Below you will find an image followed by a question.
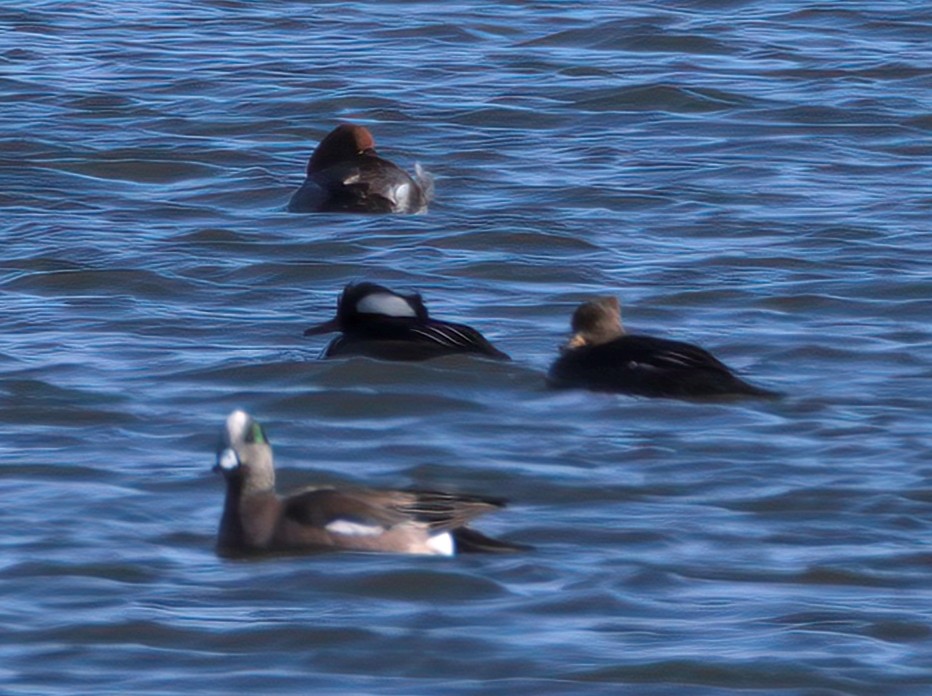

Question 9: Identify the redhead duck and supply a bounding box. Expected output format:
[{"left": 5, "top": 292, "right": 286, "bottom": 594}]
[
  {"left": 548, "top": 297, "right": 778, "bottom": 399},
  {"left": 214, "top": 410, "right": 526, "bottom": 556},
  {"left": 304, "top": 282, "right": 510, "bottom": 361},
  {"left": 287, "top": 123, "right": 431, "bottom": 214}
]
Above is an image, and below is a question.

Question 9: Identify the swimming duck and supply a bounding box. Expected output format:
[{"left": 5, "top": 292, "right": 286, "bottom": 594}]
[
  {"left": 287, "top": 123, "right": 431, "bottom": 214},
  {"left": 304, "top": 282, "right": 510, "bottom": 361},
  {"left": 548, "top": 296, "right": 778, "bottom": 399},
  {"left": 214, "top": 410, "right": 525, "bottom": 556}
]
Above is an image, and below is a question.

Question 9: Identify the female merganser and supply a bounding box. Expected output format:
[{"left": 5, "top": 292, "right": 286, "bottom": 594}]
[
  {"left": 287, "top": 123, "right": 431, "bottom": 214},
  {"left": 304, "top": 282, "right": 510, "bottom": 361},
  {"left": 214, "top": 410, "right": 526, "bottom": 556},
  {"left": 548, "top": 296, "right": 778, "bottom": 399}
]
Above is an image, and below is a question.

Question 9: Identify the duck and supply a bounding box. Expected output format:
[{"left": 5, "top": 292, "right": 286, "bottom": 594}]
[
  {"left": 287, "top": 123, "right": 431, "bottom": 214},
  {"left": 213, "top": 410, "right": 526, "bottom": 556},
  {"left": 304, "top": 282, "right": 510, "bottom": 362},
  {"left": 548, "top": 296, "right": 778, "bottom": 399}
]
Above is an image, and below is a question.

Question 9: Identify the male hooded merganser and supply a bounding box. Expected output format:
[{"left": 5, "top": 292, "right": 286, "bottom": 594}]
[
  {"left": 304, "top": 282, "right": 510, "bottom": 361},
  {"left": 548, "top": 296, "right": 778, "bottom": 399},
  {"left": 287, "top": 123, "right": 431, "bottom": 214},
  {"left": 214, "top": 410, "right": 526, "bottom": 556}
]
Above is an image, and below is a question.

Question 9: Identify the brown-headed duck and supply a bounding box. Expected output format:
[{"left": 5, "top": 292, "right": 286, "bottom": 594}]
[
  {"left": 287, "top": 123, "right": 431, "bottom": 214},
  {"left": 548, "top": 296, "right": 778, "bottom": 399}
]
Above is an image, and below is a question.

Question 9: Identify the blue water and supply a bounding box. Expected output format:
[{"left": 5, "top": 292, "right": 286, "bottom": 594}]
[{"left": 2, "top": 1, "right": 931, "bottom": 694}]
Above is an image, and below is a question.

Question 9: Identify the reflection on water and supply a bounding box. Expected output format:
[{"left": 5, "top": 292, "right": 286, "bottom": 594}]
[{"left": 2, "top": 0, "right": 931, "bottom": 693}]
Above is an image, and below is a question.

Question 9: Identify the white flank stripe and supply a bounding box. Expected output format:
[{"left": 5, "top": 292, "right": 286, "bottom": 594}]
[
  {"left": 411, "top": 324, "right": 476, "bottom": 349},
  {"left": 659, "top": 352, "right": 695, "bottom": 367},
  {"left": 325, "top": 520, "right": 385, "bottom": 537},
  {"left": 439, "top": 324, "right": 476, "bottom": 344},
  {"left": 410, "top": 327, "right": 454, "bottom": 346}
]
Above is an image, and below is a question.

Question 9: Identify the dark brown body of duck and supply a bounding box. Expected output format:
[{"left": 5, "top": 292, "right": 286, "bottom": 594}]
[{"left": 549, "top": 296, "right": 778, "bottom": 399}]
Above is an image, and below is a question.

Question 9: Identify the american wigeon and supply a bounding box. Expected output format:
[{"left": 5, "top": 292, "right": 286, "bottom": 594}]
[
  {"left": 304, "top": 282, "right": 510, "bottom": 361},
  {"left": 214, "top": 410, "right": 526, "bottom": 556},
  {"left": 287, "top": 123, "right": 431, "bottom": 214},
  {"left": 548, "top": 296, "right": 778, "bottom": 399}
]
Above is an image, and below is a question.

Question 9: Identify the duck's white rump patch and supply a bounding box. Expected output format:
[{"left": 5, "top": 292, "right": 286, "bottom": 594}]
[
  {"left": 426, "top": 532, "right": 454, "bottom": 556},
  {"left": 325, "top": 519, "right": 385, "bottom": 537},
  {"left": 357, "top": 292, "right": 417, "bottom": 318}
]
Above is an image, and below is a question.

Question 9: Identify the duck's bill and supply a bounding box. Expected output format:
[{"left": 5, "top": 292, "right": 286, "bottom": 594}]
[
  {"left": 303, "top": 317, "right": 341, "bottom": 336},
  {"left": 562, "top": 333, "right": 589, "bottom": 351}
]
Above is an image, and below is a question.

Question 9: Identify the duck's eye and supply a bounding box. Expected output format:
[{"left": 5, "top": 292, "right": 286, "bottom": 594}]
[{"left": 245, "top": 422, "right": 268, "bottom": 445}]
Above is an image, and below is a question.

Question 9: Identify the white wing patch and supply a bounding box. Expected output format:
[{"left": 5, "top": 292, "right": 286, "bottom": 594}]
[
  {"left": 325, "top": 519, "right": 386, "bottom": 537},
  {"left": 356, "top": 292, "right": 417, "bottom": 318},
  {"left": 426, "top": 532, "right": 455, "bottom": 556}
]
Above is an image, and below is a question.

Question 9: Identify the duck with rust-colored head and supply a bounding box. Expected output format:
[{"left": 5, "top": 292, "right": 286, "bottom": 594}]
[
  {"left": 304, "top": 282, "right": 510, "bottom": 362},
  {"left": 548, "top": 296, "right": 778, "bottom": 400},
  {"left": 287, "top": 123, "right": 431, "bottom": 214},
  {"left": 213, "top": 410, "right": 526, "bottom": 557}
]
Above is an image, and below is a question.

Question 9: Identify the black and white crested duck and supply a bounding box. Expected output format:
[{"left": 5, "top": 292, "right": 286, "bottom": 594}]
[{"left": 304, "top": 282, "right": 510, "bottom": 362}]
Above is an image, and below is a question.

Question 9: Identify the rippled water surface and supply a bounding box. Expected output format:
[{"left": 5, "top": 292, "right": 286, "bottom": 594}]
[{"left": 3, "top": 1, "right": 932, "bottom": 693}]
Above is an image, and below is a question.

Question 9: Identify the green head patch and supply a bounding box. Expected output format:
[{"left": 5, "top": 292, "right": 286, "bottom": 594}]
[{"left": 245, "top": 421, "right": 268, "bottom": 445}]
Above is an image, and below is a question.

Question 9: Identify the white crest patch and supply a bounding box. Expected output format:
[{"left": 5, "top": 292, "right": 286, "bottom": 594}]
[
  {"left": 426, "top": 532, "right": 455, "bottom": 557},
  {"left": 356, "top": 292, "right": 417, "bottom": 318},
  {"left": 325, "top": 519, "right": 385, "bottom": 537}
]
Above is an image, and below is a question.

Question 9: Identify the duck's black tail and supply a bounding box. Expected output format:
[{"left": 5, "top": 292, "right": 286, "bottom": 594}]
[{"left": 453, "top": 527, "right": 532, "bottom": 554}]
